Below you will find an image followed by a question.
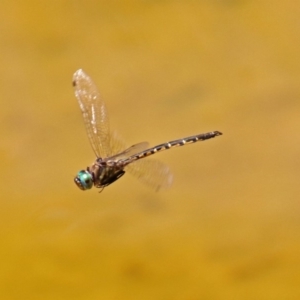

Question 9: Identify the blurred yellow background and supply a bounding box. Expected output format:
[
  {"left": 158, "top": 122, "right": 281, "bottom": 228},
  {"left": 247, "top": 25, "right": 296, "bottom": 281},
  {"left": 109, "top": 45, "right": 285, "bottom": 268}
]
[{"left": 1, "top": 1, "right": 300, "bottom": 299}]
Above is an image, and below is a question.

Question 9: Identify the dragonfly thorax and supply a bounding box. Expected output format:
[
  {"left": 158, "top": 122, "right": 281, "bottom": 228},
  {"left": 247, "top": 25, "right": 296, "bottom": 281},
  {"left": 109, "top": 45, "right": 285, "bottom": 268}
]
[{"left": 74, "top": 160, "right": 126, "bottom": 191}]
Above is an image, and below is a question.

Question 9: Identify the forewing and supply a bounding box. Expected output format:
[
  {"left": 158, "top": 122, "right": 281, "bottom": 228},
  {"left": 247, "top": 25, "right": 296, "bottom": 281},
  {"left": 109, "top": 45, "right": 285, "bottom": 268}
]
[
  {"left": 73, "top": 69, "right": 111, "bottom": 158},
  {"left": 125, "top": 159, "right": 173, "bottom": 191}
]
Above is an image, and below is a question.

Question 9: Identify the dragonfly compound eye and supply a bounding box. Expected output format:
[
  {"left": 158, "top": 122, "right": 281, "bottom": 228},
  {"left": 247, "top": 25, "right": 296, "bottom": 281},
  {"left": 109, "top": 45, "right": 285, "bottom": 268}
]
[{"left": 74, "top": 170, "right": 93, "bottom": 190}]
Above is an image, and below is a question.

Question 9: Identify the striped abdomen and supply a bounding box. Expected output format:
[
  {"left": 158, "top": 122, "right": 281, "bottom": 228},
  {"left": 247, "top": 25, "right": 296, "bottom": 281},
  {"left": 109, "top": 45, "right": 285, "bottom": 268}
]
[{"left": 123, "top": 131, "right": 222, "bottom": 165}]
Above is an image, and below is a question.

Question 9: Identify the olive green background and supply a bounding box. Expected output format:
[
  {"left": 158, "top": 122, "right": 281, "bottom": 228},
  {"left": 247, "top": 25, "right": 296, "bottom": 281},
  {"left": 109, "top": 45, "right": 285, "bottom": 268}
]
[{"left": 1, "top": 1, "right": 300, "bottom": 299}]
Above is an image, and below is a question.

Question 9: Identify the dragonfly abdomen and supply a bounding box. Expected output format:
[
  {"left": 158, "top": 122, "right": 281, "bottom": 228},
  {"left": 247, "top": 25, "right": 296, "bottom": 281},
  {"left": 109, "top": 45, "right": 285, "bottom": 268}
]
[{"left": 123, "top": 131, "right": 222, "bottom": 165}]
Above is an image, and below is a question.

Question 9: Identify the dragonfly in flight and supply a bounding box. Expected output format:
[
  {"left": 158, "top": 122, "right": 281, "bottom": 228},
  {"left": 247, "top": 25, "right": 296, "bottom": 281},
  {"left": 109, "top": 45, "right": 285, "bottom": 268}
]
[{"left": 73, "top": 69, "right": 222, "bottom": 192}]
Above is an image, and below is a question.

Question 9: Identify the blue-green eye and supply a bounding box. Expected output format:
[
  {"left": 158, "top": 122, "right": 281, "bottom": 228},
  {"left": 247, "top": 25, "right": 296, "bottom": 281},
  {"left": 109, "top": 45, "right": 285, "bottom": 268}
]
[{"left": 74, "top": 170, "right": 93, "bottom": 190}]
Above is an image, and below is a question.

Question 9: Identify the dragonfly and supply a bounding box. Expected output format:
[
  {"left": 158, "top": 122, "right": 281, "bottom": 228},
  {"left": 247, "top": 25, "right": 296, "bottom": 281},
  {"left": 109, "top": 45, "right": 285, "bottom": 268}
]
[{"left": 73, "top": 69, "right": 222, "bottom": 192}]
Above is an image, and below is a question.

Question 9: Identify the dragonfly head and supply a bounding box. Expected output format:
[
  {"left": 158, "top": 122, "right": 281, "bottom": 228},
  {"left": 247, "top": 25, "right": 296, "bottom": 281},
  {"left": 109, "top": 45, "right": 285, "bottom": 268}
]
[{"left": 74, "top": 170, "right": 93, "bottom": 190}]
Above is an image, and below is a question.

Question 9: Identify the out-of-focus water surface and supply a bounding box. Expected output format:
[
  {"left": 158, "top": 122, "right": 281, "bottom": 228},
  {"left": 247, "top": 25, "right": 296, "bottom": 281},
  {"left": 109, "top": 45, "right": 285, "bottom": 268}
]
[{"left": 1, "top": 1, "right": 300, "bottom": 299}]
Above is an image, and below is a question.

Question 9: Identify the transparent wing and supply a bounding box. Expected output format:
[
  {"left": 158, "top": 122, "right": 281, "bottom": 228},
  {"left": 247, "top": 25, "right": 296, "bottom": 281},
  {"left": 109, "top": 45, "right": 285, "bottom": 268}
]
[
  {"left": 125, "top": 159, "right": 173, "bottom": 191},
  {"left": 107, "top": 131, "right": 149, "bottom": 158},
  {"left": 108, "top": 131, "right": 128, "bottom": 157},
  {"left": 73, "top": 69, "right": 111, "bottom": 158},
  {"left": 108, "top": 141, "right": 150, "bottom": 161}
]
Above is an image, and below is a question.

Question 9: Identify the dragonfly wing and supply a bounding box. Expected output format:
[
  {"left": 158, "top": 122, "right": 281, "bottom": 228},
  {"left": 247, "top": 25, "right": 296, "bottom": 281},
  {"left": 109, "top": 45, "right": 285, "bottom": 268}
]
[
  {"left": 108, "top": 141, "right": 150, "bottom": 161},
  {"left": 125, "top": 159, "right": 173, "bottom": 191},
  {"left": 73, "top": 69, "right": 111, "bottom": 158},
  {"left": 108, "top": 131, "right": 128, "bottom": 157}
]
